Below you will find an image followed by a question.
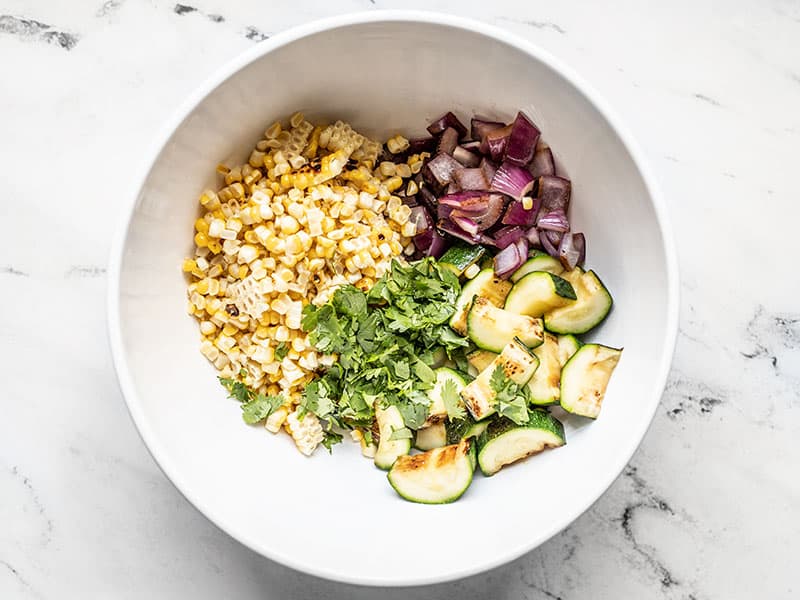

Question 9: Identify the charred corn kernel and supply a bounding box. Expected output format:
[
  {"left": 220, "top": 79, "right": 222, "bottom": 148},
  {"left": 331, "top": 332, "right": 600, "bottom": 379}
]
[
  {"left": 409, "top": 160, "right": 423, "bottom": 174},
  {"left": 265, "top": 121, "right": 281, "bottom": 139},
  {"left": 379, "top": 161, "right": 396, "bottom": 177},
  {"left": 522, "top": 196, "right": 534, "bottom": 210},
  {"left": 386, "top": 134, "right": 410, "bottom": 154},
  {"left": 401, "top": 221, "right": 417, "bottom": 237},
  {"left": 385, "top": 176, "right": 403, "bottom": 192}
]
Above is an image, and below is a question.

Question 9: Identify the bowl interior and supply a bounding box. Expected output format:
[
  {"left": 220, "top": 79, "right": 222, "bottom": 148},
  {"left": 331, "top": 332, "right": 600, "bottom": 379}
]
[{"left": 112, "top": 15, "right": 675, "bottom": 586}]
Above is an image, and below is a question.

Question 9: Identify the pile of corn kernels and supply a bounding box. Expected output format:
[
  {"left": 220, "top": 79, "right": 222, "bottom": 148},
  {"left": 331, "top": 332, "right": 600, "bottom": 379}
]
[{"left": 182, "top": 113, "right": 429, "bottom": 455}]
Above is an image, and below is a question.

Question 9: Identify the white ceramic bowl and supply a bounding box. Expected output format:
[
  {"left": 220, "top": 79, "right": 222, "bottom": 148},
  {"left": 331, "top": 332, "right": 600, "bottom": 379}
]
[{"left": 108, "top": 11, "right": 678, "bottom": 586}]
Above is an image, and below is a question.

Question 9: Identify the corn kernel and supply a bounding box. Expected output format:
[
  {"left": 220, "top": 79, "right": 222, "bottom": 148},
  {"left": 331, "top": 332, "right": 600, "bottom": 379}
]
[
  {"left": 464, "top": 263, "right": 481, "bottom": 279},
  {"left": 522, "top": 196, "right": 534, "bottom": 210}
]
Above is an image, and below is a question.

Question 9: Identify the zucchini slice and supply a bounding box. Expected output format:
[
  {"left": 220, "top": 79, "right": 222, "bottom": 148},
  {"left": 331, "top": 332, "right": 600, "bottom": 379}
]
[
  {"left": 477, "top": 411, "right": 566, "bottom": 476},
  {"left": 556, "top": 334, "right": 582, "bottom": 367},
  {"left": 374, "top": 405, "right": 411, "bottom": 470},
  {"left": 528, "top": 332, "right": 562, "bottom": 405},
  {"left": 461, "top": 339, "right": 539, "bottom": 421},
  {"left": 422, "top": 367, "right": 468, "bottom": 427},
  {"left": 387, "top": 439, "right": 475, "bottom": 504},
  {"left": 415, "top": 422, "right": 447, "bottom": 451},
  {"left": 560, "top": 343, "right": 622, "bottom": 418},
  {"left": 543, "top": 270, "right": 612, "bottom": 334},
  {"left": 504, "top": 271, "right": 577, "bottom": 317},
  {"left": 446, "top": 417, "right": 490, "bottom": 444},
  {"left": 466, "top": 349, "right": 498, "bottom": 377},
  {"left": 467, "top": 296, "right": 544, "bottom": 352},
  {"left": 438, "top": 243, "right": 487, "bottom": 277},
  {"left": 449, "top": 269, "right": 512, "bottom": 335},
  {"left": 510, "top": 252, "right": 564, "bottom": 282}
]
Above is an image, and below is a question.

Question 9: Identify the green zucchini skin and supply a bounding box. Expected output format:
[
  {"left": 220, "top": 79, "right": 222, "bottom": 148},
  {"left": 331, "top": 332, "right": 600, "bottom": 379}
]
[
  {"left": 510, "top": 253, "right": 564, "bottom": 282},
  {"left": 504, "top": 271, "right": 577, "bottom": 317},
  {"left": 543, "top": 270, "right": 613, "bottom": 335},
  {"left": 467, "top": 296, "right": 544, "bottom": 353},
  {"left": 438, "top": 243, "right": 487, "bottom": 277},
  {"left": 556, "top": 334, "right": 583, "bottom": 367},
  {"left": 415, "top": 422, "right": 448, "bottom": 451},
  {"left": 477, "top": 411, "right": 566, "bottom": 476},
  {"left": 449, "top": 269, "right": 512, "bottom": 336},
  {"left": 387, "top": 439, "right": 475, "bottom": 504}
]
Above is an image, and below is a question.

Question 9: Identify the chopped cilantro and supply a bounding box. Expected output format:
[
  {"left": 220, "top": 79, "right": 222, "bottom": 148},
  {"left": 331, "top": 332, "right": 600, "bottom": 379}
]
[
  {"left": 441, "top": 379, "right": 466, "bottom": 421},
  {"left": 388, "top": 426, "right": 413, "bottom": 441},
  {"left": 219, "top": 377, "right": 250, "bottom": 403},
  {"left": 241, "top": 394, "right": 284, "bottom": 424},
  {"left": 489, "top": 366, "right": 530, "bottom": 425},
  {"left": 275, "top": 342, "right": 289, "bottom": 361}
]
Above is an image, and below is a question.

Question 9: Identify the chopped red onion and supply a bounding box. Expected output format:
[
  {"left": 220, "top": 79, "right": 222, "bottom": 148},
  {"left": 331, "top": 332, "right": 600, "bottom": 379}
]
[
  {"left": 502, "top": 198, "right": 541, "bottom": 226},
  {"left": 484, "top": 125, "right": 512, "bottom": 162},
  {"left": 491, "top": 162, "right": 535, "bottom": 200},
  {"left": 453, "top": 145, "right": 481, "bottom": 167},
  {"left": 494, "top": 242, "right": 524, "bottom": 279},
  {"left": 525, "top": 227, "right": 541, "bottom": 247},
  {"left": 427, "top": 112, "right": 468, "bottom": 138},
  {"left": 451, "top": 215, "right": 479, "bottom": 235},
  {"left": 471, "top": 116, "right": 505, "bottom": 141},
  {"left": 427, "top": 229, "right": 449, "bottom": 258},
  {"left": 540, "top": 229, "right": 563, "bottom": 258},
  {"left": 529, "top": 145, "right": 555, "bottom": 178},
  {"left": 438, "top": 190, "right": 489, "bottom": 210},
  {"left": 558, "top": 232, "right": 585, "bottom": 270},
  {"left": 479, "top": 158, "right": 497, "bottom": 184},
  {"left": 537, "top": 175, "right": 571, "bottom": 212},
  {"left": 536, "top": 208, "right": 570, "bottom": 232},
  {"left": 453, "top": 167, "right": 490, "bottom": 190},
  {"left": 452, "top": 194, "right": 505, "bottom": 231},
  {"left": 437, "top": 127, "right": 459, "bottom": 156},
  {"left": 492, "top": 225, "right": 526, "bottom": 249},
  {"left": 505, "top": 111, "right": 541, "bottom": 167},
  {"left": 422, "top": 153, "right": 462, "bottom": 190}
]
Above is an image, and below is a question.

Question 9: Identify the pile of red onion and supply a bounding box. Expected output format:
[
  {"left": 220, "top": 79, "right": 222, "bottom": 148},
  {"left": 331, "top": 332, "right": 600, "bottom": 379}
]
[{"left": 394, "top": 111, "right": 586, "bottom": 278}]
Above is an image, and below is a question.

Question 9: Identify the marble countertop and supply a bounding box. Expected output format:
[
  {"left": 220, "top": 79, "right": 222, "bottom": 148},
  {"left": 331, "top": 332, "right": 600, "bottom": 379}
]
[{"left": 1, "top": 0, "right": 798, "bottom": 598}]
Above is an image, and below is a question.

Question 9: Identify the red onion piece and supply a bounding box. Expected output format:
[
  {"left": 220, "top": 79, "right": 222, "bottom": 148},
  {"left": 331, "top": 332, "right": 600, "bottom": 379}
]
[
  {"left": 484, "top": 125, "right": 512, "bottom": 162},
  {"left": 427, "top": 229, "right": 449, "bottom": 259},
  {"left": 558, "top": 232, "right": 585, "bottom": 270},
  {"left": 422, "top": 153, "right": 463, "bottom": 191},
  {"left": 536, "top": 208, "right": 570, "bottom": 232},
  {"left": 438, "top": 219, "right": 495, "bottom": 246},
  {"left": 451, "top": 215, "right": 479, "bottom": 235},
  {"left": 502, "top": 198, "right": 541, "bottom": 226},
  {"left": 438, "top": 190, "right": 489, "bottom": 210},
  {"left": 454, "top": 167, "right": 490, "bottom": 191},
  {"left": 537, "top": 175, "right": 571, "bottom": 212},
  {"left": 494, "top": 242, "right": 524, "bottom": 279},
  {"left": 529, "top": 145, "right": 555, "bottom": 178},
  {"left": 492, "top": 225, "right": 526, "bottom": 249},
  {"left": 505, "top": 111, "right": 541, "bottom": 167},
  {"left": 540, "top": 229, "right": 563, "bottom": 258},
  {"left": 452, "top": 194, "right": 505, "bottom": 232},
  {"left": 427, "top": 112, "right": 468, "bottom": 138},
  {"left": 453, "top": 145, "right": 481, "bottom": 167},
  {"left": 491, "top": 162, "right": 535, "bottom": 200},
  {"left": 437, "top": 127, "right": 459, "bottom": 156},
  {"left": 525, "top": 227, "right": 541, "bottom": 247},
  {"left": 515, "top": 236, "right": 530, "bottom": 262},
  {"left": 471, "top": 117, "right": 505, "bottom": 141}
]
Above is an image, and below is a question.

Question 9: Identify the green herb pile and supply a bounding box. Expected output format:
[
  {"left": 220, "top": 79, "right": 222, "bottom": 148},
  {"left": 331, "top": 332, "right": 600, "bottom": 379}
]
[{"left": 298, "top": 258, "right": 472, "bottom": 446}]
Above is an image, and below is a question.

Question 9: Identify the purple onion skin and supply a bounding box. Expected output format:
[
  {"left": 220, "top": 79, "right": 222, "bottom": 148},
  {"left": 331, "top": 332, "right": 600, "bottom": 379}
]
[
  {"left": 452, "top": 194, "right": 505, "bottom": 232},
  {"left": 453, "top": 146, "right": 481, "bottom": 167},
  {"left": 537, "top": 175, "right": 571, "bottom": 212},
  {"left": 418, "top": 186, "right": 437, "bottom": 213},
  {"left": 438, "top": 190, "right": 489, "bottom": 208},
  {"left": 515, "top": 237, "right": 530, "bottom": 261},
  {"left": 558, "top": 232, "right": 586, "bottom": 270},
  {"left": 529, "top": 146, "right": 555, "bottom": 178},
  {"left": 487, "top": 130, "right": 510, "bottom": 163},
  {"left": 427, "top": 229, "right": 449, "bottom": 258},
  {"left": 502, "top": 198, "right": 541, "bottom": 226},
  {"left": 480, "top": 158, "right": 497, "bottom": 184},
  {"left": 438, "top": 219, "right": 487, "bottom": 246},
  {"left": 505, "top": 111, "right": 541, "bottom": 167},
  {"left": 536, "top": 208, "right": 570, "bottom": 233},
  {"left": 413, "top": 227, "right": 433, "bottom": 252},
  {"left": 540, "top": 229, "right": 563, "bottom": 258},
  {"left": 525, "top": 227, "right": 541, "bottom": 247},
  {"left": 492, "top": 225, "right": 526, "bottom": 249},
  {"left": 437, "top": 127, "right": 459, "bottom": 156},
  {"left": 470, "top": 117, "right": 505, "bottom": 141},
  {"left": 494, "top": 242, "right": 524, "bottom": 279},
  {"left": 481, "top": 124, "right": 512, "bottom": 157},
  {"left": 427, "top": 112, "right": 468, "bottom": 138},
  {"left": 490, "top": 161, "right": 535, "bottom": 201}
]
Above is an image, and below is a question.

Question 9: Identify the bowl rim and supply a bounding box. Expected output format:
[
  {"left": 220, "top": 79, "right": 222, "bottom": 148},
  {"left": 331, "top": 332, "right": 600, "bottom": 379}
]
[{"left": 107, "top": 9, "right": 679, "bottom": 587}]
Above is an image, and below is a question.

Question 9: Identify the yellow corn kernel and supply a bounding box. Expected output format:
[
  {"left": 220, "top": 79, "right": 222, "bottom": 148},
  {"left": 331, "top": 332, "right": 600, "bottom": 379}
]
[
  {"left": 194, "top": 218, "right": 210, "bottom": 234},
  {"left": 406, "top": 180, "right": 418, "bottom": 196},
  {"left": 207, "top": 239, "right": 222, "bottom": 254},
  {"left": 195, "top": 279, "right": 210, "bottom": 295},
  {"left": 522, "top": 196, "right": 534, "bottom": 210},
  {"left": 194, "top": 232, "right": 209, "bottom": 248},
  {"left": 222, "top": 323, "right": 238, "bottom": 336},
  {"left": 395, "top": 163, "right": 412, "bottom": 179},
  {"left": 182, "top": 259, "right": 197, "bottom": 273},
  {"left": 385, "top": 176, "right": 403, "bottom": 192}
]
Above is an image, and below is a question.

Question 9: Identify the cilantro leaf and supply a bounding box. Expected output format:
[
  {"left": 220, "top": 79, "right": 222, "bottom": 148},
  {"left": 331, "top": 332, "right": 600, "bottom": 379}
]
[
  {"left": 331, "top": 285, "right": 367, "bottom": 318},
  {"left": 441, "top": 379, "right": 466, "bottom": 421},
  {"left": 489, "top": 366, "right": 530, "bottom": 425},
  {"left": 388, "top": 426, "right": 413, "bottom": 441},
  {"left": 219, "top": 377, "right": 251, "bottom": 403},
  {"left": 241, "top": 393, "right": 284, "bottom": 424},
  {"left": 275, "top": 342, "right": 289, "bottom": 361},
  {"left": 321, "top": 430, "right": 343, "bottom": 452}
]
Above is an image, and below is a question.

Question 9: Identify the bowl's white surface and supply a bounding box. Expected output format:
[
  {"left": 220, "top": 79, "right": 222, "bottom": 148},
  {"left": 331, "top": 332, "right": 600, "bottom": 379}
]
[{"left": 108, "top": 11, "right": 678, "bottom": 586}]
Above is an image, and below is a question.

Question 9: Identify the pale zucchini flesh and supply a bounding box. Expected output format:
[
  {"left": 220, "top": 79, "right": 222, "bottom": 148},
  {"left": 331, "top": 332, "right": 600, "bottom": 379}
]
[
  {"left": 449, "top": 269, "right": 512, "bottom": 335},
  {"left": 560, "top": 343, "right": 622, "bottom": 418},
  {"left": 461, "top": 339, "right": 539, "bottom": 421},
  {"left": 374, "top": 405, "right": 411, "bottom": 470},
  {"left": 504, "top": 271, "right": 577, "bottom": 317},
  {"left": 510, "top": 253, "right": 564, "bottom": 282},
  {"left": 467, "top": 296, "right": 544, "bottom": 353},
  {"left": 423, "top": 367, "right": 468, "bottom": 427},
  {"left": 466, "top": 349, "right": 498, "bottom": 377},
  {"left": 528, "top": 332, "right": 562, "bottom": 405},
  {"left": 387, "top": 439, "right": 475, "bottom": 504},
  {"left": 544, "top": 270, "right": 613, "bottom": 335},
  {"left": 415, "top": 422, "right": 447, "bottom": 451},
  {"left": 556, "top": 334, "right": 582, "bottom": 367},
  {"left": 477, "top": 412, "right": 566, "bottom": 476}
]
